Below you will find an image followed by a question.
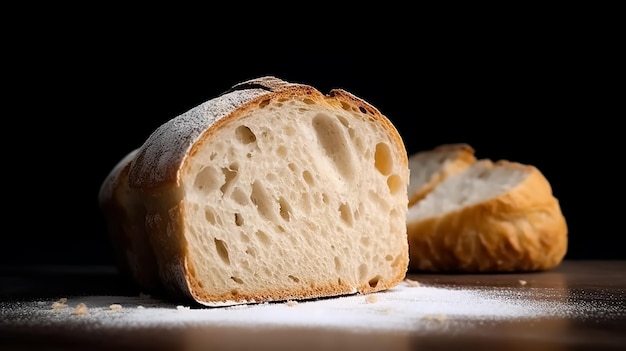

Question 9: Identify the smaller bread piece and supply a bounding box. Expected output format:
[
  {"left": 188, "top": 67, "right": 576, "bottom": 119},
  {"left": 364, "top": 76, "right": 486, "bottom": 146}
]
[
  {"left": 99, "top": 76, "right": 410, "bottom": 306},
  {"left": 407, "top": 159, "right": 568, "bottom": 273},
  {"left": 407, "top": 143, "right": 476, "bottom": 207}
]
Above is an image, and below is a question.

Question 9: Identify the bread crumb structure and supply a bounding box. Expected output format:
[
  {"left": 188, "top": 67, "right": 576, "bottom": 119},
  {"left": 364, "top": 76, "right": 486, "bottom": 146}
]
[{"left": 99, "top": 76, "right": 410, "bottom": 307}]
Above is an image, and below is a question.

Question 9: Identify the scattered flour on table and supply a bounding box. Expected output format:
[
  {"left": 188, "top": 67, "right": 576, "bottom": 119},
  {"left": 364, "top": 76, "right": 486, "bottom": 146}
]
[{"left": 1, "top": 280, "right": 621, "bottom": 333}]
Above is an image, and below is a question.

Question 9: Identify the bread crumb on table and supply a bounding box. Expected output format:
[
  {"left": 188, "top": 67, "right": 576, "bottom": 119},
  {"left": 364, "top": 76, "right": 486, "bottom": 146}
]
[
  {"left": 518, "top": 280, "right": 527, "bottom": 286},
  {"left": 109, "top": 304, "right": 123, "bottom": 311},
  {"left": 73, "top": 303, "right": 88, "bottom": 316},
  {"left": 365, "top": 295, "right": 378, "bottom": 304},
  {"left": 405, "top": 278, "right": 421, "bottom": 287},
  {"left": 51, "top": 298, "right": 68, "bottom": 310},
  {"left": 423, "top": 314, "right": 447, "bottom": 322},
  {"left": 285, "top": 300, "right": 298, "bottom": 307}
]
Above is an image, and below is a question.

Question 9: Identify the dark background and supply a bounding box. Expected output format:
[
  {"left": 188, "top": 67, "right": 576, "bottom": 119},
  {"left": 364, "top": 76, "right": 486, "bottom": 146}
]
[{"left": 3, "top": 14, "right": 622, "bottom": 269}]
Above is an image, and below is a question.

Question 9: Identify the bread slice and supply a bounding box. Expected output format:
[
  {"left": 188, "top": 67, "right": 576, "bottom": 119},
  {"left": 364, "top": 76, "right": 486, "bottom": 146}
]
[
  {"left": 99, "top": 76, "right": 410, "bottom": 306},
  {"left": 407, "top": 143, "right": 476, "bottom": 207},
  {"left": 406, "top": 159, "right": 567, "bottom": 273}
]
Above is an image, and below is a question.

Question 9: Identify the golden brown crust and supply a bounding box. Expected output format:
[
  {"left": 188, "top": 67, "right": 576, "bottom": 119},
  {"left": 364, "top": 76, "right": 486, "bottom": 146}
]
[
  {"left": 407, "top": 160, "right": 568, "bottom": 273},
  {"left": 98, "top": 150, "right": 162, "bottom": 291},
  {"left": 185, "top": 265, "right": 402, "bottom": 305},
  {"left": 99, "top": 76, "right": 409, "bottom": 306}
]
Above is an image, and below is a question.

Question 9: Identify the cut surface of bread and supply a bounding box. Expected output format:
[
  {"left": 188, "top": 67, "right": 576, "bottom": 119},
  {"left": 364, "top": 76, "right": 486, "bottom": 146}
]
[
  {"left": 406, "top": 159, "right": 567, "bottom": 273},
  {"left": 99, "top": 76, "right": 409, "bottom": 306},
  {"left": 407, "top": 143, "right": 476, "bottom": 207}
]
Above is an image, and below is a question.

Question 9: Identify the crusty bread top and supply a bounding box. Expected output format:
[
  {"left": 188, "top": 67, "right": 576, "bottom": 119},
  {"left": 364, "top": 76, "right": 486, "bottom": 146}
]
[
  {"left": 98, "top": 76, "right": 411, "bottom": 306},
  {"left": 126, "top": 76, "right": 406, "bottom": 190}
]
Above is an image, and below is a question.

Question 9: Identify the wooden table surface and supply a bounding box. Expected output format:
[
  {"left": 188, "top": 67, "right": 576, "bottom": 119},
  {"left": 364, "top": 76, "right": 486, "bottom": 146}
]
[{"left": 1, "top": 260, "right": 625, "bottom": 351}]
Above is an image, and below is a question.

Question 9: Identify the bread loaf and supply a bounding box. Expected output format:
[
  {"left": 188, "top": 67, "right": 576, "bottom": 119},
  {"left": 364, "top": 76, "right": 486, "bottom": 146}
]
[
  {"left": 407, "top": 143, "right": 476, "bottom": 207},
  {"left": 406, "top": 156, "right": 567, "bottom": 273},
  {"left": 99, "top": 76, "right": 410, "bottom": 306}
]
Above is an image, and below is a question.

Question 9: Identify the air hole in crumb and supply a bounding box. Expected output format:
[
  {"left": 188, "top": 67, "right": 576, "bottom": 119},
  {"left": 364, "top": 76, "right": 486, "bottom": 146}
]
[
  {"left": 214, "top": 239, "right": 230, "bottom": 265},
  {"left": 245, "top": 247, "right": 257, "bottom": 257},
  {"left": 279, "top": 197, "right": 291, "bottom": 221},
  {"left": 285, "top": 126, "right": 296, "bottom": 136},
  {"left": 337, "top": 115, "right": 349, "bottom": 128},
  {"left": 312, "top": 113, "right": 354, "bottom": 180},
  {"left": 385, "top": 255, "right": 393, "bottom": 261},
  {"left": 338, "top": 203, "right": 353, "bottom": 226},
  {"left": 230, "top": 289, "right": 239, "bottom": 296},
  {"left": 231, "top": 276, "right": 244, "bottom": 284},
  {"left": 235, "top": 125, "right": 257, "bottom": 144},
  {"left": 361, "top": 236, "right": 371, "bottom": 246},
  {"left": 392, "top": 254, "right": 404, "bottom": 268},
  {"left": 240, "top": 232, "right": 250, "bottom": 242},
  {"left": 259, "top": 99, "right": 270, "bottom": 108},
  {"left": 251, "top": 181, "right": 276, "bottom": 221},
  {"left": 358, "top": 106, "right": 367, "bottom": 114},
  {"left": 234, "top": 213, "right": 244, "bottom": 226},
  {"left": 231, "top": 188, "right": 248, "bottom": 205},
  {"left": 374, "top": 143, "right": 393, "bottom": 175},
  {"left": 256, "top": 230, "right": 271, "bottom": 245},
  {"left": 288, "top": 275, "right": 300, "bottom": 283},
  {"left": 205, "top": 209, "right": 223, "bottom": 226},
  {"left": 387, "top": 174, "right": 403, "bottom": 195},
  {"left": 368, "top": 275, "right": 381, "bottom": 288},
  {"left": 302, "top": 170, "right": 314, "bottom": 186},
  {"left": 277, "top": 145, "right": 288, "bottom": 158},
  {"left": 322, "top": 193, "right": 329, "bottom": 204},
  {"left": 303, "top": 98, "right": 315, "bottom": 105},
  {"left": 220, "top": 165, "right": 238, "bottom": 194},
  {"left": 194, "top": 166, "right": 221, "bottom": 194}
]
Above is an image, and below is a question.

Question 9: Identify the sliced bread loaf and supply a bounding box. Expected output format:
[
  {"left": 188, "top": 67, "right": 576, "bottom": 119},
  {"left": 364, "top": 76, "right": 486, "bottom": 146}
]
[
  {"left": 99, "top": 76, "right": 410, "bottom": 306},
  {"left": 406, "top": 159, "right": 568, "bottom": 272}
]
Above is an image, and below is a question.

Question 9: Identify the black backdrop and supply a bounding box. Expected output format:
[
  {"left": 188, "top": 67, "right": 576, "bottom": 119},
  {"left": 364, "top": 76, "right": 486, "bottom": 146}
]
[{"left": 3, "top": 20, "right": 621, "bottom": 268}]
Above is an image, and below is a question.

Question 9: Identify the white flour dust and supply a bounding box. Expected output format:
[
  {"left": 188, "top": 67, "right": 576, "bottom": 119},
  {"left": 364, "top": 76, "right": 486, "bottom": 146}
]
[{"left": 0, "top": 280, "right": 613, "bottom": 333}]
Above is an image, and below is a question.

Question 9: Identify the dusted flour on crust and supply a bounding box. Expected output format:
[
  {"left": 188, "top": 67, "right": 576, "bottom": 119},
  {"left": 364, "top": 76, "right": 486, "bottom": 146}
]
[{"left": 99, "top": 76, "right": 409, "bottom": 306}]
